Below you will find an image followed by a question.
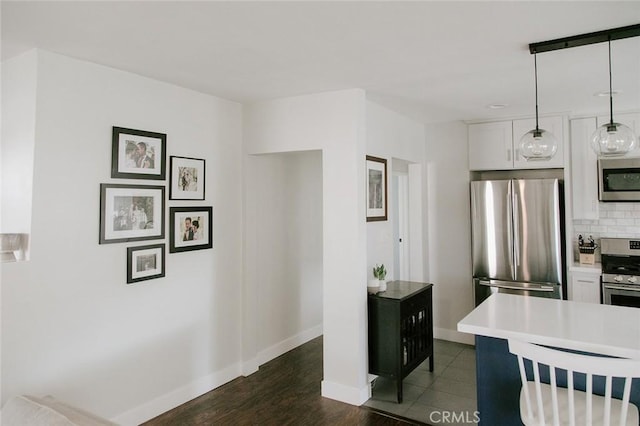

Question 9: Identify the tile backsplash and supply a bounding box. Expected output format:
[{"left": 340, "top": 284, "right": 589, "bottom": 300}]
[{"left": 573, "top": 202, "right": 640, "bottom": 262}]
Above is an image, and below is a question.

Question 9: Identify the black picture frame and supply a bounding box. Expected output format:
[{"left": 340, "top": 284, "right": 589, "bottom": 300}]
[
  {"left": 169, "top": 206, "right": 213, "bottom": 253},
  {"left": 99, "top": 184, "right": 165, "bottom": 244},
  {"left": 169, "top": 156, "right": 206, "bottom": 200},
  {"left": 127, "top": 243, "right": 166, "bottom": 284},
  {"left": 366, "top": 155, "right": 388, "bottom": 222},
  {"left": 111, "top": 126, "right": 166, "bottom": 180}
]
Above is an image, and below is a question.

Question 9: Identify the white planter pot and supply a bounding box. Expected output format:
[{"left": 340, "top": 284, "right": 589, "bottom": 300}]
[
  {"left": 379, "top": 280, "right": 387, "bottom": 291},
  {"left": 367, "top": 279, "right": 380, "bottom": 293}
]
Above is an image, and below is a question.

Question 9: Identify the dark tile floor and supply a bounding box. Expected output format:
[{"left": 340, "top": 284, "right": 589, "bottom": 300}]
[{"left": 365, "top": 339, "right": 478, "bottom": 426}]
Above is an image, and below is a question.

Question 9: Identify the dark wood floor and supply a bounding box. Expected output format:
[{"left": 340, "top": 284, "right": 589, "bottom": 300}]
[{"left": 143, "top": 336, "right": 424, "bottom": 425}]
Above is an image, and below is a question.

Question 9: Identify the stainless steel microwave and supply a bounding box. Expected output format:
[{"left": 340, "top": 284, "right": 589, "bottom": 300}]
[{"left": 598, "top": 157, "right": 640, "bottom": 201}]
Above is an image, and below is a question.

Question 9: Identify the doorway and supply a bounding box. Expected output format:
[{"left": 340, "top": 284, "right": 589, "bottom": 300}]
[
  {"left": 392, "top": 172, "right": 409, "bottom": 281},
  {"left": 244, "top": 150, "right": 324, "bottom": 371}
]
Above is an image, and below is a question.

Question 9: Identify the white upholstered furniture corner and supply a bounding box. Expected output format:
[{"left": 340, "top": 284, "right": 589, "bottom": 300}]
[{"left": 1, "top": 395, "right": 118, "bottom": 426}]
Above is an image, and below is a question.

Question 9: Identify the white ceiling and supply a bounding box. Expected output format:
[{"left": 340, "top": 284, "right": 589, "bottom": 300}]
[{"left": 2, "top": 1, "right": 640, "bottom": 124}]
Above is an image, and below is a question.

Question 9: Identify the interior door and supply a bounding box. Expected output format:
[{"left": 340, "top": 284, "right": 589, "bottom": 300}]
[{"left": 470, "top": 180, "right": 514, "bottom": 281}]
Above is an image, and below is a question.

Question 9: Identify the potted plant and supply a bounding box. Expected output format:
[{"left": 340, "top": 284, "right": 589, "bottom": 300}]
[
  {"left": 373, "top": 264, "right": 387, "bottom": 291},
  {"left": 367, "top": 271, "right": 380, "bottom": 293}
]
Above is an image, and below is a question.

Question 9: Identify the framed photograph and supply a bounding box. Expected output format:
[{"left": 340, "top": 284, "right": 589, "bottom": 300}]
[
  {"left": 127, "top": 243, "right": 165, "bottom": 284},
  {"left": 111, "top": 126, "right": 166, "bottom": 180},
  {"left": 169, "top": 156, "right": 205, "bottom": 200},
  {"left": 169, "top": 206, "right": 213, "bottom": 253},
  {"left": 100, "top": 184, "right": 165, "bottom": 244},
  {"left": 366, "top": 155, "right": 387, "bottom": 222}
]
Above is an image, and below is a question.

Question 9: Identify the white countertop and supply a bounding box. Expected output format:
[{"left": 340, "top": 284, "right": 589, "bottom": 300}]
[
  {"left": 569, "top": 261, "right": 602, "bottom": 274},
  {"left": 457, "top": 293, "right": 640, "bottom": 359}
]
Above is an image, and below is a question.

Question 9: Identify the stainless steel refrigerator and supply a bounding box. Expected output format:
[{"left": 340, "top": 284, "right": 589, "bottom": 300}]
[{"left": 471, "top": 178, "right": 564, "bottom": 306}]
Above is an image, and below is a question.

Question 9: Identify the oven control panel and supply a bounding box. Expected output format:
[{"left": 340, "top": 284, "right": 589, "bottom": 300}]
[{"left": 602, "top": 238, "right": 640, "bottom": 256}]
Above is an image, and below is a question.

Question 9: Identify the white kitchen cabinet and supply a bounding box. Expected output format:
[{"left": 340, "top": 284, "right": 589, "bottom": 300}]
[
  {"left": 468, "top": 116, "right": 565, "bottom": 170},
  {"left": 569, "top": 268, "right": 601, "bottom": 304},
  {"left": 570, "top": 117, "right": 599, "bottom": 219},
  {"left": 512, "top": 116, "right": 565, "bottom": 169},
  {"left": 468, "top": 121, "right": 513, "bottom": 170}
]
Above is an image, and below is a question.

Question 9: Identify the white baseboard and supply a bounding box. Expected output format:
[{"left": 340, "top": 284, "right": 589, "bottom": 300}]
[
  {"left": 434, "top": 326, "right": 475, "bottom": 346},
  {"left": 113, "top": 325, "right": 324, "bottom": 425},
  {"left": 241, "top": 357, "right": 259, "bottom": 377},
  {"left": 321, "top": 379, "right": 371, "bottom": 406},
  {"left": 256, "top": 323, "right": 323, "bottom": 366},
  {"left": 111, "top": 362, "right": 241, "bottom": 426}
]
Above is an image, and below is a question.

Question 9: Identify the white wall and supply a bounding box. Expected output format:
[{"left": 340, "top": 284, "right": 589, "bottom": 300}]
[
  {"left": 244, "top": 89, "right": 370, "bottom": 405},
  {"left": 1, "top": 51, "right": 37, "bottom": 241},
  {"left": 425, "top": 121, "right": 474, "bottom": 345},
  {"left": 1, "top": 48, "right": 466, "bottom": 422},
  {"left": 246, "top": 151, "right": 323, "bottom": 365},
  {"left": 242, "top": 94, "right": 427, "bottom": 405},
  {"left": 1, "top": 51, "right": 243, "bottom": 424},
  {"left": 282, "top": 152, "right": 324, "bottom": 340},
  {"left": 365, "top": 100, "right": 426, "bottom": 282}
]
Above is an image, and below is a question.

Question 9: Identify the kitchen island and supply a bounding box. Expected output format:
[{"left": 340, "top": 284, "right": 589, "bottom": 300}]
[{"left": 457, "top": 293, "right": 640, "bottom": 425}]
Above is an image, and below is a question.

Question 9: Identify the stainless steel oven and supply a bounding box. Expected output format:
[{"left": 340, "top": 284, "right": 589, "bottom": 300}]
[{"left": 601, "top": 238, "right": 640, "bottom": 308}]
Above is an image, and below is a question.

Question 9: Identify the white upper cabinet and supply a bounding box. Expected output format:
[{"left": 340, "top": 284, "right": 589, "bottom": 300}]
[
  {"left": 468, "top": 121, "right": 513, "bottom": 170},
  {"left": 596, "top": 112, "right": 640, "bottom": 158},
  {"left": 570, "top": 117, "right": 599, "bottom": 220},
  {"left": 468, "top": 116, "right": 565, "bottom": 170}
]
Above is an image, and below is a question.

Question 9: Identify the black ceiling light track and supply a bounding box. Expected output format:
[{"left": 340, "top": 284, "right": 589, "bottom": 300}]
[
  {"left": 521, "top": 23, "right": 640, "bottom": 159},
  {"left": 529, "top": 24, "right": 640, "bottom": 54}
]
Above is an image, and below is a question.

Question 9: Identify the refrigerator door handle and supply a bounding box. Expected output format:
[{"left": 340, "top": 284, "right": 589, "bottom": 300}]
[
  {"left": 513, "top": 191, "right": 520, "bottom": 267},
  {"left": 507, "top": 182, "right": 514, "bottom": 272},
  {"left": 478, "top": 279, "right": 556, "bottom": 292}
]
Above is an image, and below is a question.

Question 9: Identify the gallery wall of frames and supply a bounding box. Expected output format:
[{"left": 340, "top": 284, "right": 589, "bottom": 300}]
[{"left": 100, "top": 126, "right": 213, "bottom": 284}]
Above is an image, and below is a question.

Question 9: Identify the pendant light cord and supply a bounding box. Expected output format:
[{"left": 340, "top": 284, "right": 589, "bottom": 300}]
[
  {"left": 534, "top": 53, "right": 540, "bottom": 131},
  {"left": 608, "top": 39, "right": 614, "bottom": 125}
]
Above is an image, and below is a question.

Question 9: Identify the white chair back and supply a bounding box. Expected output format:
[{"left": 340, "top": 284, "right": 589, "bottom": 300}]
[{"left": 508, "top": 339, "right": 640, "bottom": 426}]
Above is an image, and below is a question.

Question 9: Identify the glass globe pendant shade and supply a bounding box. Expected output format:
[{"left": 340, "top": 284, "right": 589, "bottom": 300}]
[
  {"left": 591, "top": 121, "right": 637, "bottom": 156},
  {"left": 520, "top": 127, "right": 558, "bottom": 161}
]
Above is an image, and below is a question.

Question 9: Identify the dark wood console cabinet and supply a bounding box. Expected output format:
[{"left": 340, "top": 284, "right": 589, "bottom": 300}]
[{"left": 367, "top": 281, "right": 434, "bottom": 403}]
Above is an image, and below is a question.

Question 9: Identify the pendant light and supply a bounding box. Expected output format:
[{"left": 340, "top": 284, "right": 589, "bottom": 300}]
[
  {"left": 591, "top": 39, "right": 637, "bottom": 156},
  {"left": 519, "top": 54, "right": 557, "bottom": 161}
]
